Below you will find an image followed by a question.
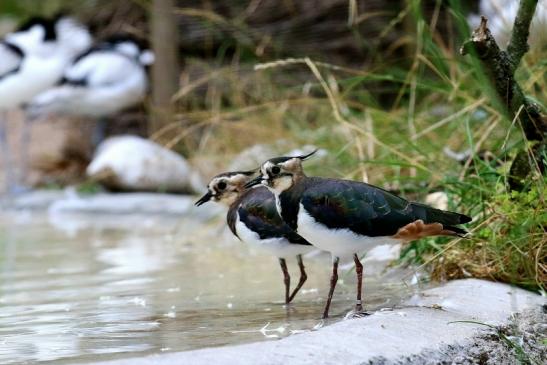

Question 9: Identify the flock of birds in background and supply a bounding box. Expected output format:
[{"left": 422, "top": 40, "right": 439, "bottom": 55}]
[
  {"left": 195, "top": 151, "right": 471, "bottom": 319},
  {"left": 0, "top": 14, "right": 154, "bottom": 193}
]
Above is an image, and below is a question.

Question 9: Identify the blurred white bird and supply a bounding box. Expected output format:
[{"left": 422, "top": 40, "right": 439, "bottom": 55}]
[
  {"left": 28, "top": 34, "right": 154, "bottom": 151},
  {"left": 29, "top": 35, "right": 154, "bottom": 118},
  {"left": 0, "top": 16, "right": 91, "bottom": 193},
  {"left": 0, "top": 16, "right": 92, "bottom": 110}
]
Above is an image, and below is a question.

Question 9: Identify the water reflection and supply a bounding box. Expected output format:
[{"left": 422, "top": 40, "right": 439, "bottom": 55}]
[{"left": 0, "top": 212, "right": 416, "bottom": 364}]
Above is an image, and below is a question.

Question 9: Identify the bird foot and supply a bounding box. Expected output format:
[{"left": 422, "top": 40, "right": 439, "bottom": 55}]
[
  {"left": 313, "top": 319, "right": 326, "bottom": 330},
  {"left": 344, "top": 309, "right": 372, "bottom": 319}
]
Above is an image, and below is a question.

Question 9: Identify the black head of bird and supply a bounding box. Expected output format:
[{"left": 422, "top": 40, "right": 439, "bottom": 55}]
[
  {"left": 6, "top": 17, "right": 58, "bottom": 53},
  {"left": 244, "top": 149, "right": 317, "bottom": 192},
  {"left": 195, "top": 170, "right": 257, "bottom": 207},
  {"left": 7, "top": 15, "right": 91, "bottom": 58}
]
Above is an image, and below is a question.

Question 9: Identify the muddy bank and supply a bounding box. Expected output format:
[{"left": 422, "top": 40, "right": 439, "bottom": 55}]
[{"left": 81, "top": 279, "right": 544, "bottom": 365}]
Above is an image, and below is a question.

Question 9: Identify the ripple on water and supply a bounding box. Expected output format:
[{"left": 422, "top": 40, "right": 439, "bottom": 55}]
[{"left": 0, "top": 212, "right": 416, "bottom": 364}]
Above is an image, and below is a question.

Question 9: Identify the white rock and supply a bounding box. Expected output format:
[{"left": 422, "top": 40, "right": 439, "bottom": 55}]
[
  {"left": 364, "top": 243, "right": 401, "bottom": 263},
  {"left": 87, "top": 136, "right": 203, "bottom": 193},
  {"left": 424, "top": 191, "right": 449, "bottom": 211},
  {"left": 228, "top": 142, "right": 327, "bottom": 171},
  {"left": 469, "top": 0, "right": 547, "bottom": 47},
  {"left": 227, "top": 142, "right": 288, "bottom": 171}
]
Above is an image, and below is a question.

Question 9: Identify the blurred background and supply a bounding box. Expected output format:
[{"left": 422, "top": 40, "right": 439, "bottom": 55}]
[
  {"left": 0, "top": 0, "right": 516, "bottom": 191},
  {"left": 0, "top": 1, "right": 544, "bottom": 193}
]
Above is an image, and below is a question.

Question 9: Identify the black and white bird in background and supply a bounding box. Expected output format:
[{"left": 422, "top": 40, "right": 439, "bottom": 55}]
[
  {"left": 0, "top": 15, "right": 92, "bottom": 193},
  {"left": 27, "top": 34, "right": 155, "bottom": 144}
]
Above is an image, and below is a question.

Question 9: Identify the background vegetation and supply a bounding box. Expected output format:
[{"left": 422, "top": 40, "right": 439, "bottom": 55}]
[{"left": 1, "top": 0, "right": 545, "bottom": 291}]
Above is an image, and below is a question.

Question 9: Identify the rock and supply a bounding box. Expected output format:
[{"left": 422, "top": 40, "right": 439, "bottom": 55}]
[
  {"left": 0, "top": 189, "right": 68, "bottom": 210},
  {"left": 228, "top": 142, "right": 327, "bottom": 171},
  {"left": 1, "top": 189, "right": 224, "bottom": 221},
  {"left": 227, "top": 143, "right": 284, "bottom": 171},
  {"left": 79, "top": 279, "right": 544, "bottom": 365},
  {"left": 46, "top": 192, "right": 223, "bottom": 236},
  {"left": 375, "top": 306, "right": 547, "bottom": 365},
  {"left": 48, "top": 192, "right": 221, "bottom": 218},
  {"left": 0, "top": 111, "right": 94, "bottom": 192},
  {"left": 87, "top": 135, "right": 203, "bottom": 193},
  {"left": 424, "top": 191, "right": 448, "bottom": 211}
]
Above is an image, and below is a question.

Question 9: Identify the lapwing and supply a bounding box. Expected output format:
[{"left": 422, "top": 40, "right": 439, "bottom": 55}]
[
  {"left": 195, "top": 170, "right": 315, "bottom": 304},
  {"left": 245, "top": 150, "right": 472, "bottom": 318},
  {"left": 0, "top": 16, "right": 91, "bottom": 192}
]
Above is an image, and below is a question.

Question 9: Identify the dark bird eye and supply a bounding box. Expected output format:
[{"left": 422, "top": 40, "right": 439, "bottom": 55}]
[
  {"left": 271, "top": 166, "right": 281, "bottom": 175},
  {"left": 217, "top": 181, "right": 227, "bottom": 190}
]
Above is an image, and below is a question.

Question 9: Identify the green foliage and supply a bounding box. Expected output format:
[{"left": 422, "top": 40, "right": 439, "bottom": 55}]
[
  {"left": 425, "top": 170, "right": 546, "bottom": 291},
  {"left": 75, "top": 180, "right": 104, "bottom": 195},
  {"left": 169, "top": 2, "right": 546, "bottom": 291},
  {"left": 9, "top": 1, "right": 535, "bottom": 290}
]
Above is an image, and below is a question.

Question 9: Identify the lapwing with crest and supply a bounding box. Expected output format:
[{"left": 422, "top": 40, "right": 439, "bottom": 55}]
[
  {"left": 195, "top": 170, "right": 315, "bottom": 304},
  {"left": 245, "top": 150, "right": 472, "bottom": 318}
]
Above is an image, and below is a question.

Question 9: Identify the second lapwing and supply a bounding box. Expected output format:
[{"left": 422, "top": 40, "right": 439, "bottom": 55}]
[
  {"left": 195, "top": 170, "right": 315, "bottom": 305},
  {"left": 246, "top": 150, "right": 471, "bottom": 318}
]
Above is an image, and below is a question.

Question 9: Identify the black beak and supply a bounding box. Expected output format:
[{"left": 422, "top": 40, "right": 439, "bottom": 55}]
[
  {"left": 244, "top": 176, "right": 264, "bottom": 189},
  {"left": 195, "top": 191, "right": 214, "bottom": 206}
]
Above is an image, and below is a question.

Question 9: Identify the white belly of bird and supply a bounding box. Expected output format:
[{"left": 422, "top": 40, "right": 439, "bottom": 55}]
[
  {"left": 297, "top": 203, "right": 401, "bottom": 259},
  {"left": 235, "top": 214, "right": 314, "bottom": 259},
  {"left": 29, "top": 68, "right": 146, "bottom": 117},
  {"left": 0, "top": 55, "right": 66, "bottom": 109}
]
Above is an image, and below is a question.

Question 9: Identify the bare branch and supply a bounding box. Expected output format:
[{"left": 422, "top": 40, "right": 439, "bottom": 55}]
[
  {"left": 460, "top": 16, "right": 545, "bottom": 142},
  {"left": 460, "top": 1, "right": 546, "bottom": 190},
  {"left": 507, "top": 0, "right": 539, "bottom": 69}
]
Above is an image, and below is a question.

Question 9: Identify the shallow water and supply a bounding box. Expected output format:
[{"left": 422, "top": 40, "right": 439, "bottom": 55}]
[{"left": 0, "top": 210, "right": 416, "bottom": 364}]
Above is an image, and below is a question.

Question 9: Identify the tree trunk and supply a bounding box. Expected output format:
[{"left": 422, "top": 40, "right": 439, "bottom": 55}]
[
  {"left": 460, "top": 0, "right": 546, "bottom": 190},
  {"left": 150, "top": 0, "right": 179, "bottom": 137}
]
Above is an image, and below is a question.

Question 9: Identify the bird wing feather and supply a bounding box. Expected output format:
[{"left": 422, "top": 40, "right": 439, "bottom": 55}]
[
  {"left": 300, "top": 178, "right": 416, "bottom": 237},
  {"left": 63, "top": 51, "right": 139, "bottom": 87},
  {"left": 236, "top": 188, "right": 312, "bottom": 245}
]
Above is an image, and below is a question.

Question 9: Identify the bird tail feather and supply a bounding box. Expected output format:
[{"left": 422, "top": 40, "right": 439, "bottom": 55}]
[{"left": 410, "top": 202, "right": 471, "bottom": 237}]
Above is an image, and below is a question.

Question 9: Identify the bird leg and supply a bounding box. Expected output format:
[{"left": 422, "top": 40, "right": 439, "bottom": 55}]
[
  {"left": 92, "top": 117, "right": 108, "bottom": 148},
  {"left": 288, "top": 254, "right": 307, "bottom": 303},
  {"left": 0, "top": 112, "right": 14, "bottom": 194},
  {"left": 322, "top": 256, "right": 339, "bottom": 319},
  {"left": 17, "top": 112, "right": 33, "bottom": 191},
  {"left": 353, "top": 253, "right": 364, "bottom": 312},
  {"left": 278, "top": 258, "right": 290, "bottom": 304}
]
